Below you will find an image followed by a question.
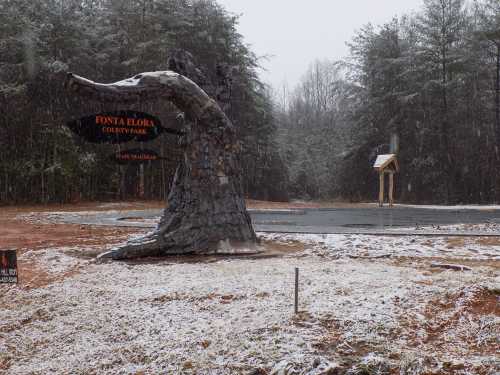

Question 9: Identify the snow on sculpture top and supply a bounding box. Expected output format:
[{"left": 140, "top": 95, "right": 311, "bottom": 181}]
[{"left": 373, "top": 154, "right": 399, "bottom": 172}]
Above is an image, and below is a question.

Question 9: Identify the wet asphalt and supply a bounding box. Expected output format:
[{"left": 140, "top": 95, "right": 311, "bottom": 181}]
[
  {"left": 250, "top": 206, "right": 500, "bottom": 228},
  {"left": 56, "top": 206, "right": 500, "bottom": 236}
]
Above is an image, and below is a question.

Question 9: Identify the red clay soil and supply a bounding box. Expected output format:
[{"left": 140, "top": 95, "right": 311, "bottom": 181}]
[
  {"left": 0, "top": 198, "right": 370, "bottom": 216},
  {"left": 0, "top": 204, "right": 149, "bottom": 289},
  {"left": 0, "top": 201, "right": 315, "bottom": 288},
  {"left": 0, "top": 200, "right": 166, "bottom": 213},
  {"left": 246, "top": 199, "right": 373, "bottom": 209},
  {"left": 418, "top": 288, "right": 499, "bottom": 353},
  {"left": 0, "top": 214, "right": 146, "bottom": 253}
]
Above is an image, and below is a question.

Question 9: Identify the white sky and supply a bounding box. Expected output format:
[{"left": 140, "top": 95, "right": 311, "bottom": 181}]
[{"left": 217, "top": 0, "right": 422, "bottom": 90}]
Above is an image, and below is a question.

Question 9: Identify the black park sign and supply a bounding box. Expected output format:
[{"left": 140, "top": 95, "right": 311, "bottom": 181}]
[{"left": 67, "top": 111, "right": 183, "bottom": 144}]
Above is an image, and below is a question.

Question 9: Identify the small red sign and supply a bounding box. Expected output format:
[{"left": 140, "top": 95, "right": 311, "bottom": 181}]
[
  {"left": 113, "top": 149, "right": 161, "bottom": 164},
  {"left": 0, "top": 250, "right": 18, "bottom": 283}
]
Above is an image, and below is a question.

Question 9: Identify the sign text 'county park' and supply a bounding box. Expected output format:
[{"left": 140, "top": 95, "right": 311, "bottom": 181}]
[
  {"left": 0, "top": 250, "right": 18, "bottom": 283},
  {"left": 66, "top": 111, "right": 182, "bottom": 144}
]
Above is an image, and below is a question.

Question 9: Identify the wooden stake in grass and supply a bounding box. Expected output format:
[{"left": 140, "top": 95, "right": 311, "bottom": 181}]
[{"left": 294, "top": 267, "right": 299, "bottom": 314}]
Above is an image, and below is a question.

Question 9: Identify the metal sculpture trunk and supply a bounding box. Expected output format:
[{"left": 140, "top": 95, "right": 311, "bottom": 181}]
[{"left": 66, "top": 72, "right": 257, "bottom": 259}]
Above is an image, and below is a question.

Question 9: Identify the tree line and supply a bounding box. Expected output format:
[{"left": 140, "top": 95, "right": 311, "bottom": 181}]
[
  {"left": 2, "top": 0, "right": 499, "bottom": 205},
  {"left": 0, "top": 0, "right": 288, "bottom": 204},
  {"left": 277, "top": 0, "right": 500, "bottom": 204}
]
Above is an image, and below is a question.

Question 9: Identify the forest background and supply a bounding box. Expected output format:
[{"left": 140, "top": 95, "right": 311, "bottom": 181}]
[{"left": 0, "top": 0, "right": 499, "bottom": 204}]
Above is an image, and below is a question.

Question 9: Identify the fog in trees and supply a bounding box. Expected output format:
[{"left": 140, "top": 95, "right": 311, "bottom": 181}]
[
  {"left": 1, "top": 0, "right": 499, "bottom": 205},
  {"left": 0, "top": 0, "right": 287, "bottom": 204},
  {"left": 276, "top": 0, "right": 500, "bottom": 204}
]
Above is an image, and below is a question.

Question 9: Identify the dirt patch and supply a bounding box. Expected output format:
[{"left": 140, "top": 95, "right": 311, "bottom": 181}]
[
  {"left": 119, "top": 240, "right": 307, "bottom": 267},
  {"left": 16, "top": 260, "right": 61, "bottom": 289},
  {"left": 401, "top": 287, "right": 500, "bottom": 356},
  {"left": 0, "top": 201, "right": 165, "bottom": 215},
  {"left": 15, "top": 257, "right": 93, "bottom": 290},
  {"left": 423, "top": 288, "right": 499, "bottom": 351},
  {"left": 462, "top": 288, "right": 500, "bottom": 316},
  {"left": 0, "top": 205, "right": 149, "bottom": 289},
  {"left": 0, "top": 202, "right": 151, "bottom": 253},
  {"left": 392, "top": 256, "right": 500, "bottom": 270},
  {"left": 261, "top": 239, "right": 306, "bottom": 254},
  {"left": 246, "top": 199, "right": 373, "bottom": 209},
  {"left": 1, "top": 199, "right": 373, "bottom": 216},
  {"left": 0, "top": 220, "right": 147, "bottom": 253},
  {"left": 476, "top": 237, "right": 500, "bottom": 246},
  {"left": 445, "top": 237, "right": 466, "bottom": 248},
  {"left": 312, "top": 317, "right": 380, "bottom": 367},
  {"left": 389, "top": 287, "right": 500, "bottom": 375},
  {"left": 146, "top": 292, "right": 249, "bottom": 305},
  {"left": 446, "top": 236, "right": 500, "bottom": 248}
]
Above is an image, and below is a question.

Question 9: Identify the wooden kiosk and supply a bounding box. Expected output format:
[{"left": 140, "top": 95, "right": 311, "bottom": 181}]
[{"left": 373, "top": 154, "right": 399, "bottom": 207}]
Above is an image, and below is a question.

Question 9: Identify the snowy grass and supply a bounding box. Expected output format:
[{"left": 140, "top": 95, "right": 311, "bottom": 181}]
[
  {"left": 264, "top": 232, "right": 500, "bottom": 260},
  {"left": 397, "top": 204, "right": 500, "bottom": 210},
  {"left": 21, "top": 247, "right": 89, "bottom": 274},
  {"left": 1, "top": 232, "right": 499, "bottom": 374}
]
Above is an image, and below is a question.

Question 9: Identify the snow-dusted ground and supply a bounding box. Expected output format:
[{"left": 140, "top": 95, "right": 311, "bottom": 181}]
[
  {"left": 21, "top": 247, "right": 90, "bottom": 274},
  {"left": 1, "top": 233, "right": 499, "bottom": 374},
  {"left": 420, "top": 222, "right": 500, "bottom": 234},
  {"left": 397, "top": 204, "right": 500, "bottom": 210},
  {"left": 265, "top": 232, "right": 500, "bottom": 260}
]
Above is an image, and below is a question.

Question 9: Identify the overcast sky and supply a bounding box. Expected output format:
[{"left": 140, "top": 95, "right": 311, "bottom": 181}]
[{"left": 217, "top": 0, "right": 423, "bottom": 90}]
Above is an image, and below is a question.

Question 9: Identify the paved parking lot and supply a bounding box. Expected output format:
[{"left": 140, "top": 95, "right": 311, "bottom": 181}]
[{"left": 49, "top": 206, "right": 500, "bottom": 235}]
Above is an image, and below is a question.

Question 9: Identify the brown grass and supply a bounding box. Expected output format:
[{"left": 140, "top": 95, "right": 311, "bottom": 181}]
[
  {"left": 246, "top": 199, "right": 374, "bottom": 209},
  {"left": 476, "top": 237, "right": 500, "bottom": 246},
  {"left": 445, "top": 237, "right": 466, "bottom": 248},
  {"left": 392, "top": 256, "right": 500, "bottom": 270},
  {"left": 446, "top": 236, "right": 500, "bottom": 248},
  {"left": 260, "top": 239, "right": 306, "bottom": 254}
]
